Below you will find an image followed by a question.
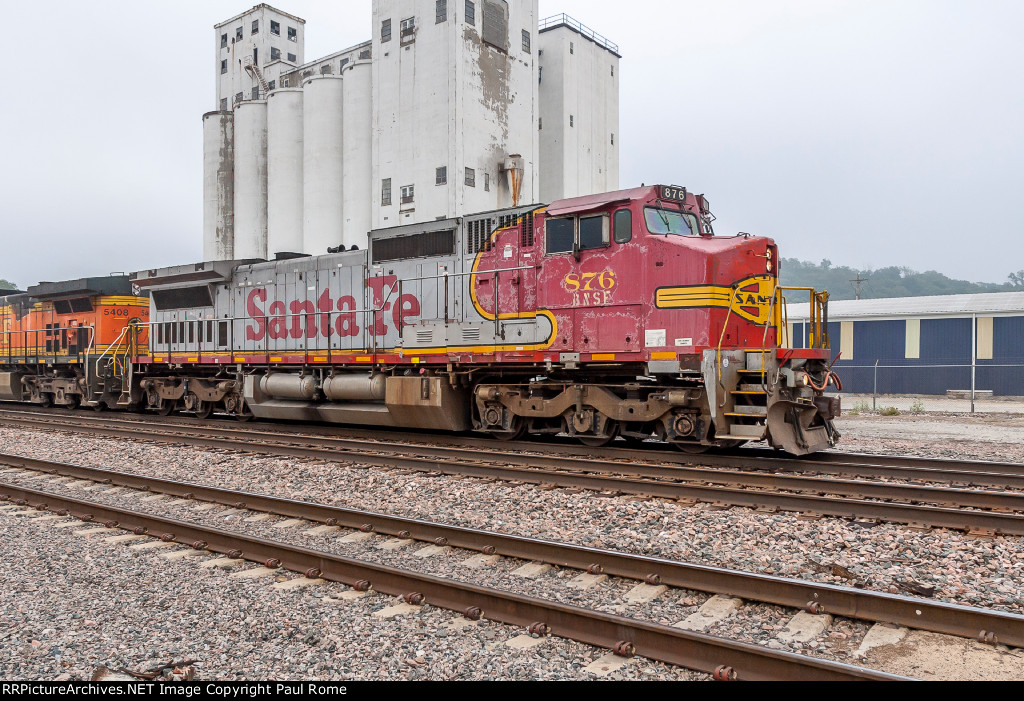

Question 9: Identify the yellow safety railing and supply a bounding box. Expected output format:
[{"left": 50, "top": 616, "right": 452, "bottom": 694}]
[
  {"left": 716, "top": 284, "right": 830, "bottom": 384},
  {"left": 774, "top": 286, "right": 830, "bottom": 350}
]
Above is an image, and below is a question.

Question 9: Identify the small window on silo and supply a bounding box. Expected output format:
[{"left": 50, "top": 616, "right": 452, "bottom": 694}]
[
  {"left": 465, "top": 0, "right": 476, "bottom": 26},
  {"left": 436, "top": 0, "right": 448, "bottom": 23},
  {"left": 235, "top": 27, "right": 243, "bottom": 41},
  {"left": 522, "top": 29, "right": 531, "bottom": 53},
  {"left": 287, "top": 53, "right": 296, "bottom": 63},
  {"left": 221, "top": 34, "right": 228, "bottom": 48},
  {"left": 288, "top": 26, "right": 297, "bottom": 41},
  {"left": 484, "top": 173, "right": 490, "bottom": 191},
  {"left": 220, "top": 60, "right": 227, "bottom": 75},
  {"left": 220, "top": 98, "right": 228, "bottom": 111},
  {"left": 436, "top": 167, "right": 447, "bottom": 185},
  {"left": 465, "top": 168, "right": 476, "bottom": 187},
  {"left": 381, "top": 19, "right": 392, "bottom": 42},
  {"left": 268, "top": 80, "right": 276, "bottom": 90},
  {"left": 251, "top": 19, "right": 259, "bottom": 34},
  {"left": 271, "top": 21, "right": 281, "bottom": 36},
  {"left": 271, "top": 47, "right": 281, "bottom": 60},
  {"left": 401, "top": 185, "right": 415, "bottom": 204},
  {"left": 382, "top": 179, "right": 392, "bottom": 206},
  {"left": 401, "top": 17, "right": 416, "bottom": 38}
]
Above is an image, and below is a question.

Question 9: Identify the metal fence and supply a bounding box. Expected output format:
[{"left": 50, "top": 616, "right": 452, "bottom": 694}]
[{"left": 832, "top": 362, "right": 1024, "bottom": 414}]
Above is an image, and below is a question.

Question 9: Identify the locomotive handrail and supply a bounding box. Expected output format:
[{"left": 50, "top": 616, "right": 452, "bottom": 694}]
[
  {"left": 775, "top": 286, "right": 830, "bottom": 350},
  {"left": 716, "top": 286, "right": 739, "bottom": 385},
  {"left": 95, "top": 324, "right": 131, "bottom": 378},
  {"left": 139, "top": 265, "right": 539, "bottom": 361}
]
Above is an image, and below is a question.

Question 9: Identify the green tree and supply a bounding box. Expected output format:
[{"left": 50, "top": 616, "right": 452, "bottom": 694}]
[
  {"left": 0, "top": 279, "right": 16, "bottom": 291},
  {"left": 780, "top": 259, "right": 1014, "bottom": 300}
]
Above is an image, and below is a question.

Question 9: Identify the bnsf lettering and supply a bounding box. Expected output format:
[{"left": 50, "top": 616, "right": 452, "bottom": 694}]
[{"left": 244, "top": 278, "right": 420, "bottom": 343}]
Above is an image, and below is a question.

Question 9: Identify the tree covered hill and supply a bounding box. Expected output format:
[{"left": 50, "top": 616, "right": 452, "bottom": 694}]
[
  {"left": 780, "top": 259, "right": 1024, "bottom": 301},
  {"left": 0, "top": 279, "right": 17, "bottom": 291}
]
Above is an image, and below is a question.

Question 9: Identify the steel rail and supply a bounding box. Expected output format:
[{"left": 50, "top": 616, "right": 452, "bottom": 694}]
[
  {"left": 3, "top": 414, "right": 1024, "bottom": 535},
  {"left": 0, "top": 481, "right": 908, "bottom": 681},
  {"left": 5, "top": 413, "right": 1024, "bottom": 505},
  {"left": 4, "top": 406, "right": 1024, "bottom": 487},
  {"left": 3, "top": 452, "right": 1021, "bottom": 648}
]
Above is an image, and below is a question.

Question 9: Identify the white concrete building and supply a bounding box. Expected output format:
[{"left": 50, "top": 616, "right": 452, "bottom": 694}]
[
  {"left": 537, "top": 14, "right": 620, "bottom": 202},
  {"left": 202, "top": 2, "right": 619, "bottom": 261}
]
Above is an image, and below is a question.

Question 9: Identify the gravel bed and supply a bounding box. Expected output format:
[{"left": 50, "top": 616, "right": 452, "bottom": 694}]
[
  {"left": 0, "top": 507, "right": 701, "bottom": 681},
  {"left": 1, "top": 412, "right": 1022, "bottom": 679},
  {"left": 0, "top": 424, "right": 1021, "bottom": 616},
  {"left": 3, "top": 467, "right": 1018, "bottom": 672}
]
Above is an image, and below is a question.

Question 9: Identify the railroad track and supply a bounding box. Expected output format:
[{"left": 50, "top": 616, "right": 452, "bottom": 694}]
[
  {"left": 0, "top": 475, "right": 910, "bottom": 681},
  {"left": 3, "top": 450, "right": 1022, "bottom": 649},
  {"left": 3, "top": 404, "right": 1023, "bottom": 485},
  {"left": 3, "top": 409, "right": 1024, "bottom": 535}
]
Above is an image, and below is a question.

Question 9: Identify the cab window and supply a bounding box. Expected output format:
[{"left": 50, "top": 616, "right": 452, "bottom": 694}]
[
  {"left": 546, "top": 215, "right": 610, "bottom": 255},
  {"left": 613, "top": 209, "right": 632, "bottom": 243},
  {"left": 579, "top": 215, "right": 607, "bottom": 250},
  {"left": 645, "top": 207, "right": 698, "bottom": 237},
  {"left": 545, "top": 218, "right": 574, "bottom": 254}
]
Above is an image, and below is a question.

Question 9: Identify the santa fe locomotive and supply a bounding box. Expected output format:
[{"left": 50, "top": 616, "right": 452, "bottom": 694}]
[{"left": 0, "top": 185, "right": 841, "bottom": 454}]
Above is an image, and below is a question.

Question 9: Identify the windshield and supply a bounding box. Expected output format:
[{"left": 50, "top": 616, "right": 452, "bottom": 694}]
[{"left": 645, "top": 207, "right": 700, "bottom": 237}]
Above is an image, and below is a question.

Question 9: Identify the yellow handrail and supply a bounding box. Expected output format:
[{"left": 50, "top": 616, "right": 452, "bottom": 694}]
[{"left": 716, "top": 286, "right": 739, "bottom": 382}]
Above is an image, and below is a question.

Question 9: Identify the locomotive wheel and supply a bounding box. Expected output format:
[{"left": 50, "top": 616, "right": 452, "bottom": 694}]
[
  {"left": 40, "top": 393, "right": 54, "bottom": 409},
  {"left": 675, "top": 442, "right": 710, "bottom": 454},
  {"left": 157, "top": 400, "right": 175, "bottom": 417},
  {"left": 92, "top": 401, "right": 108, "bottom": 412},
  {"left": 494, "top": 417, "right": 528, "bottom": 442},
  {"left": 195, "top": 402, "right": 215, "bottom": 420},
  {"left": 235, "top": 412, "right": 254, "bottom": 423},
  {"left": 65, "top": 395, "right": 81, "bottom": 411},
  {"left": 576, "top": 423, "right": 619, "bottom": 448}
]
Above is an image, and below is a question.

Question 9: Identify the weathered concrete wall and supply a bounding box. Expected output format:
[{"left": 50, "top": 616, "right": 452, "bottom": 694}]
[
  {"left": 202, "top": 111, "right": 234, "bottom": 261},
  {"left": 267, "top": 88, "right": 304, "bottom": 257},
  {"left": 538, "top": 24, "right": 620, "bottom": 201},
  {"left": 215, "top": 6, "right": 306, "bottom": 110},
  {"left": 233, "top": 100, "right": 269, "bottom": 260}
]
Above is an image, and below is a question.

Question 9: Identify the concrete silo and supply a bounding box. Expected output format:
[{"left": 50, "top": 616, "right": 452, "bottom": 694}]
[
  {"left": 266, "top": 88, "right": 304, "bottom": 258},
  {"left": 202, "top": 111, "right": 234, "bottom": 261},
  {"left": 233, "top": 100, "right": 269, "bottom": 260},
  {"left": 342, "top": 61, "right": 372, "bottom": 250},
  {"left": 302, "top": 76, "right": 345, "bottom": 256}
]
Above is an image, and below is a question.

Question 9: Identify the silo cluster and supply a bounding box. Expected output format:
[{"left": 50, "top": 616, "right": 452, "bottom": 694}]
[{"left": 202, "top": 60, "right": 374, "bottom": 262}]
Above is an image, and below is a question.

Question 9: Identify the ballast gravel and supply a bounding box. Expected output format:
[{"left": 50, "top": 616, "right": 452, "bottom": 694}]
[{"left": 0, "top": 410, "right": 1021, "bottom": 679}]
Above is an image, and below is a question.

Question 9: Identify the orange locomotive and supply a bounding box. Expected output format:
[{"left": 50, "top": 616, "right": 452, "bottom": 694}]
[{"left": 0, "top": 276, "right": 148, "bottom": 409}]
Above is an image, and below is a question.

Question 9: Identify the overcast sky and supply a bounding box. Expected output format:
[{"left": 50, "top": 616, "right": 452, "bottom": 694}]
[{"left": 1, "top": 1, "right": 1020, "bottom": 289}]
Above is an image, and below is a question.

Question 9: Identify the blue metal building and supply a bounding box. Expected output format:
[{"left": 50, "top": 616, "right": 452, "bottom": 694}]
[{"left": 788, "top": 293, "right": 1024, "bottom": 396}]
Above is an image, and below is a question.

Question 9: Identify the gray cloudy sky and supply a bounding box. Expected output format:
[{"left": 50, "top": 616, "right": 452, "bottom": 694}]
[{"left": 1, "top": 1, "right": 1021, "bottom": 289}]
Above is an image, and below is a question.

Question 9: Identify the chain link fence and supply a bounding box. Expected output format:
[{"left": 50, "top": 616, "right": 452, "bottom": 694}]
[{"left": 831, "top": 362, "right": 1024, "bottom": 415}]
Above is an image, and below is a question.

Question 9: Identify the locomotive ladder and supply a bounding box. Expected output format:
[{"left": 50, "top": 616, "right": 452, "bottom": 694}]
[{"left": 91, "top": 324, "right": 135, "bottom": 407}]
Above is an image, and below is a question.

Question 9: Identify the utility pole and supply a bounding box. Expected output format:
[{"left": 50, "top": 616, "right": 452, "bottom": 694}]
[{"left": 850, "top": 273, "right": 868, "bottom": 300}]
